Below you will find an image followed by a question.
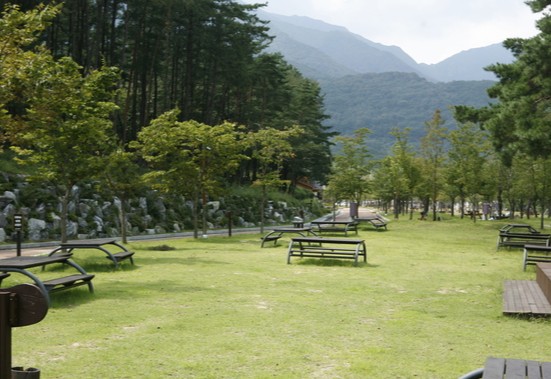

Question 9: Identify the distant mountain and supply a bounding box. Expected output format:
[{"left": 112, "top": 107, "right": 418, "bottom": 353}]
[
  {"left": 260, "top": 11, "right": 513, "bottom": 82},
  {"left": 253, "top": 10, "right": 508, "bottom": 156},
  {"left": 320, "top": 72, "right": 495, "bottom": 157},
  {"left": 417, "top": 44, "right": 515, "bottom": 82},
  {"left": 261, "top": 11, "right": 426, "bottom": 80}
]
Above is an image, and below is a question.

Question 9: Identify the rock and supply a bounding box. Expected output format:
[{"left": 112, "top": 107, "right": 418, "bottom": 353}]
[
  {"left": 208, "top": 201, "right": 220, "bottom": 212},
  {"left": 66, "top": 221, "right": 78, "bottom": 237},
  {"left": 28, "top": 218, "right": 46, "bottom": 241},
  {"left": 3, "top": 191, "right": 16, "bottom": 202},
  {"left": 2, "top": 204, "right": 15, "bottom": 218}
]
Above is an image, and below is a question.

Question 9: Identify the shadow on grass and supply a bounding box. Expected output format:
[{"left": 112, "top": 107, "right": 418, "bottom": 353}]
[
  {"left": 49, "top": 287, "right": 96, "bottom": 308},
  {"left": 135, "top": 255, "right": 231, "bottom": 267},
  {"left": 292, "top": 258, "right": 376, "bottom": 268}
]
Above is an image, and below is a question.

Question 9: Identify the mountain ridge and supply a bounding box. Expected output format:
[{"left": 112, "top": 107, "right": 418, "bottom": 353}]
[
  {"left": 260, "top": 10, "right": 513, "bottom": 82},
  {"left": 254, "top": 10, "right": 505, "bottom": 157}
]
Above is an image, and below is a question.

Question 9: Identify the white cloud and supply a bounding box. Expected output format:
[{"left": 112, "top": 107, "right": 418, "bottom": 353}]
[{"left": 243, "top": 0, "right": 540, "bottom": 63}]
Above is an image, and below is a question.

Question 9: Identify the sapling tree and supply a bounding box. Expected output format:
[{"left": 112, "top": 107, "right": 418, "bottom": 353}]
[{"left": 132, "top": 109, "right": 246, "bottom": 238}]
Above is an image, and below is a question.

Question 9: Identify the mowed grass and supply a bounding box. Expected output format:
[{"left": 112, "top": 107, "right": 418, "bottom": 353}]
[{"left": 7, "top": 215, "right": 551, "bottom": 378}]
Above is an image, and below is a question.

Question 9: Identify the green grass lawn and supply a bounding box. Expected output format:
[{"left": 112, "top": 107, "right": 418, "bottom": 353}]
[{"left": 6, "top": 215, "right": 551, "bottom": 378}]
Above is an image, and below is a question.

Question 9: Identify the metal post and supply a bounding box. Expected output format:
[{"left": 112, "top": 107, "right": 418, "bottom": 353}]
[
  {"left": 14, "top": 214, "right": 23, "bottom": 257},
  {"left": 0, "top": 292, "right": 12, "bottom": 379},
  {"left": 227, "top": 211, "right": 232, "bottom": 237},
  {"left": 16, "top": 231, "right": 21, "bottom": 257}
]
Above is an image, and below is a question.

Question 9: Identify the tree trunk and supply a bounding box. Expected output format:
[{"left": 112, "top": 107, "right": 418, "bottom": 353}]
[
  {"left": 120, "top": 196, "right": 128, "bottom": 244},
  {"left": 60, "top": 186, "right": 71, "bottom": 243}
]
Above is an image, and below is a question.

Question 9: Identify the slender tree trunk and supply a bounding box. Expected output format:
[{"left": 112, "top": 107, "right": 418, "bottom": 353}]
[
  {"left": 120, "top": 196, "right": 128, "bottom": 244},
  {"left": 192, "top": 194, "right": 199, "bottom": 239},
  {"left": 60, "top": 186, "right": 71, "bottom": 243},
  {"left": 260, "top": 185, "right": 266, "bottom": 234}
]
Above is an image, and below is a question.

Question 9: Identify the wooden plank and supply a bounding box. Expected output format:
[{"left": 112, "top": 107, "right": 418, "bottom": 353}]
[
  {"left": 526, "top": 360, "right": 542, "bottom": 379},
  {"left": 505, "top": 358, "right": 526, "bottom": 379},
  {"left": 541, "top": 362, "right": 551, "bottom": 379},
  {"left": 483, "top": 357, "right": 505, "bottom": 379}
]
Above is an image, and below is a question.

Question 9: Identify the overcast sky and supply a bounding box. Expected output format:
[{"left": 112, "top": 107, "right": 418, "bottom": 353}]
[{"left": 241, "top": 0, "right": 541, "bottom": 64}]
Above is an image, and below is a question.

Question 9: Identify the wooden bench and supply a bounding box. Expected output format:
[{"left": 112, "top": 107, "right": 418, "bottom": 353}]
[
  {"left": 287, "top": 236, "right": 366, "bottom": 265},
  {"left": 523, "top": 245, "right": 551, "bottom": 270},
  {"left": 368, "top": 218, "right": 387, "bottom": 230},
  {"left": 459, "top": 357, "right": 551, "bottom": 379},
  {"left": 109, "top": 251, "right": 135, "bottom": 264},
  {"left": 310, "top": 220, "right": 358, "bottom": 236},
  {"left": 49, "top": 238, "right": 135, "bottom": 268},
  {"left": 42, "top": 274, "right": 95, "bottom": 294}
]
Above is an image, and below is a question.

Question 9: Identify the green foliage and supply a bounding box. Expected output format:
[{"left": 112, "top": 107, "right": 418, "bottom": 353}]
[
  {"left": 326, "top": 128, "right": 372, "bottom": 203},
  {"left": 464, "top": 1, "right": 551, "bottom": 163},
  {"left": 445, "top": 122, "right": 494, "bottom": 214}
]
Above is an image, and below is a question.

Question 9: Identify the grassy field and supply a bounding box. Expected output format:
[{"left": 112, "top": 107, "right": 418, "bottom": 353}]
[{"left": 6, "top": 214, "right": 551, "bottom": 378}]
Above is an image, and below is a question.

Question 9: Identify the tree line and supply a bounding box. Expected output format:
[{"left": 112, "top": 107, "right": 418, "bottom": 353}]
[{"left": 0, "top": 2, "right": 334, "bottom": 241}]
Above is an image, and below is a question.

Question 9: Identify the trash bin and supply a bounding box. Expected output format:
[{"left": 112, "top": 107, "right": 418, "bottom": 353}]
[
  {"left": 292, "top": 217, "right": 303, "bottom": 228},
  {"left": 11, "top": 367, "right": 40, "bottom": 379}
]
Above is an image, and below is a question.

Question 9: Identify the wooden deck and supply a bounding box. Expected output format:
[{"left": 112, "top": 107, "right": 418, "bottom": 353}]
[
  {"left": 503, "top": 280, "right": 551, "bottom": 315},
  {"left": 503, "top": 263, "right": 551, "bottom": 315}
]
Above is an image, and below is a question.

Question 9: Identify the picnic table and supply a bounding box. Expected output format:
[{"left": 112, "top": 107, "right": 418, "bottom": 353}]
[
  {"left": 286, "top": 236, "right": 366, "bottom": 265},
  {"left": 354, "top": 215, "right": 388, "bottom": 230},
  {"left": 260, "top": 227, "right": 318, "bottom": 247},
  {"left": 0, "top": 254, "right": 94, "bottom": 304},
  {"left": 48, "top": 238, "right": 134, "bottom": 268},
  {"left": 459, "top": 357, "right": 551, "bottom": 379},
  {"left": 497, "top": 224, "right": 550, "bottom": 250},
  {"left": 310, "top": 220, "right": 359, "bottom": 236}
]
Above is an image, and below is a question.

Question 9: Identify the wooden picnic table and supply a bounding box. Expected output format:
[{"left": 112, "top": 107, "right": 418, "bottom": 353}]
[
  {"left": 497, "top": 224, "right": 550, "bottom": 250},
  {"left": 48, "top": 238, "right": 134, "bottom": 268},
  {"left": 354, "top": 215, "right": 388, "bottom": 230},
  {"left": 460, "top": 357, "right": 551, "bottom": 379},
  {"left": 261, "top": 227, "right": 317, "bottom": 247},
  {"left": 310, "top": 220, "right": 358, "bottom": 236},
  {"left": 0, "top": 254, "right": 94, "bottom": 304},
  {"left": 286, "top": 236, "right": 366, "bottom": 265}
]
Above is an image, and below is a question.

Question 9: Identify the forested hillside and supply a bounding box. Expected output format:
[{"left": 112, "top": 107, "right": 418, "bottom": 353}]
[
  {"left": 0, "top": 0, "right": 334, "bottom": 186},
  {"left": 0, "top": 1, "right": 338, "bottom": 241},
  {"left": 320, "top": 73, "right": 495, "bottom": 156}
]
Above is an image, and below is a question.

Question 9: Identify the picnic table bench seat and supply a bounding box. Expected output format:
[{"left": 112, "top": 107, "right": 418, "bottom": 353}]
[
  {"left": 368, "top": 218, "right": 387, "bottom": 230},
  {"left": 42, "top": 273, "right": 95, "bottom": 294}
]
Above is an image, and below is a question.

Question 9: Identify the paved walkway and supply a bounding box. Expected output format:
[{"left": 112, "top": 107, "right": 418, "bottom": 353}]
[{"left": 0, "top": 207, "right": 381, "bottom": 258}]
